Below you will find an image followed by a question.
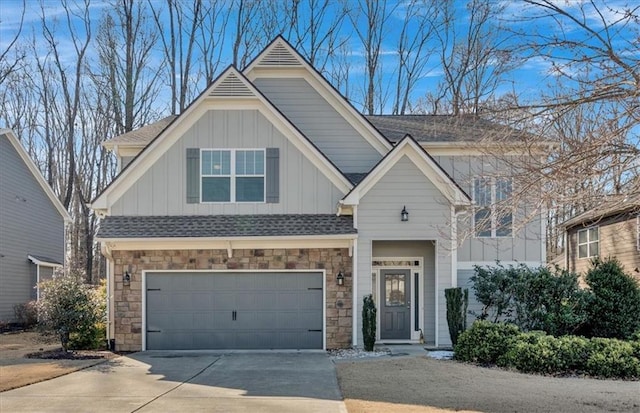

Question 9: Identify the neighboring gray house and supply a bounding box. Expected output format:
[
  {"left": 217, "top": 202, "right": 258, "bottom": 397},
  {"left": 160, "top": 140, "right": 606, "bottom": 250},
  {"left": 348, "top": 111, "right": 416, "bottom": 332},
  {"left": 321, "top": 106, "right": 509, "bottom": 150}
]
[
  {"left": 92, "top": 37, "right": 546, "bottom": 352},
  {"left": 0, "top": 129, "right": 71, "bottom": 322}
]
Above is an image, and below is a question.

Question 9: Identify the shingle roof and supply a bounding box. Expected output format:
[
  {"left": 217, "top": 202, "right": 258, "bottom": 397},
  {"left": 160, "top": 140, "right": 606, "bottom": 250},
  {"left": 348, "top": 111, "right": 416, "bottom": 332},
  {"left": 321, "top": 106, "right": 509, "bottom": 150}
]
[
  {"left": 97, "top": 214, "right": 356, "bottom": 238},
  {"left": 27, "top": 255, "right": 63, "bottom": 266},
  {"left": 366, "top": 115, "right": 527, "bottom": 143},
  {"left": 562, "top": 193, "right": 640, "bottom": 229},
  {"left": 103, "top": 115, "right": 178, "bottom": 147},
  {"left": 344, "top": 173, "right": 368, "bottom": 185}
]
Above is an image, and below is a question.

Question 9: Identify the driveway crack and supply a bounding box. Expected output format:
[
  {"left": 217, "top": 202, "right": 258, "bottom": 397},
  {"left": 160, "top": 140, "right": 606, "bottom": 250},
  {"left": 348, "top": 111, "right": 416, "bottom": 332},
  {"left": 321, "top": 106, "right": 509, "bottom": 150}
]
[{"left": 130, "top": 356, "right": 222, "bottom": 413}]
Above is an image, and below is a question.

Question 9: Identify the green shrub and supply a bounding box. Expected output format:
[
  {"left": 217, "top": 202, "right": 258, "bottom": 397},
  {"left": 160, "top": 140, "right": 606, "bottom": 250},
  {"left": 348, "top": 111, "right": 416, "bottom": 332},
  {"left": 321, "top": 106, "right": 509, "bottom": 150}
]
[
  {"left": 13, "top": 301, "right": 38, "bottom": 327},
  {"left": 583, "top": 258, "right": 640, "bottom": 339},
  {"left": 585, "top": 338, "right": 640, "bottom": 379},
  {"left": 362, "top": 294, "right": 376, "bottom": 351},
  {"left": 37, "top": 272, "right": 105, "bottom": 351},
  {"left": 500, "top": 333, "right": 590, "bottom": 374},
  {"left": 445, "top": 287, "right": 468, "bottom": 346},
  {"left": 470, "top": 263, "right": 588, "bottom": 336},
  {"left": 454, "top": 320, "right": 520, "bottom": 364}
]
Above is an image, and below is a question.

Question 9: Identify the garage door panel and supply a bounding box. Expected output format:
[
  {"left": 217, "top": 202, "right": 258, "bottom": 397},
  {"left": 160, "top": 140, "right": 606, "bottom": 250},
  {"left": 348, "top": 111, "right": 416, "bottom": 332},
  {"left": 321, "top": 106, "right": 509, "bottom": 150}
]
[
  {"left": 146, "top": 271, "right": 324, "bottom": 350},
  {"left": 210, "top": 293, "right": 235, "bottom": 310}
]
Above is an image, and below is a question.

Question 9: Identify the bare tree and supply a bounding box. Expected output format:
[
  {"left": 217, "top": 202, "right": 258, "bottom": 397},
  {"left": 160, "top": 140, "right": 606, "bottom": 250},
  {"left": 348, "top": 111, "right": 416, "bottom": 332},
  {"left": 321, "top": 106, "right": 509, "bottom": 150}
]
[
  {"left": 428, "top": 0, "right": 515, "bottom": 115},
  {"left": 349, "top": 0, "right": 397, "bottom": 115},
  {"left": 0, "top": 0, "right": 26, "bottom": 87},
  {"left": 230, "top": 0, "right": 263, "bottom": 69},
  {"left": 196, "top": 1, "right": 231, "bottom": 85},
  {"left": 392, "top": 0, "right": 438, "bottom": 115},
  {"left": 149, "top": 0, "right": 205, "bottom": 114},
  {"left": 95, "top": 0, "right": 161, "bottom": 134}
]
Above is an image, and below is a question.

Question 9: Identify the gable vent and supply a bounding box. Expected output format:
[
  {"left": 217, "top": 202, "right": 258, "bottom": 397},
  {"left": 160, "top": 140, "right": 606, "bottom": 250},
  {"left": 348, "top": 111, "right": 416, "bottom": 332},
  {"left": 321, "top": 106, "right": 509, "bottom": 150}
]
[
  {"left": 257, "top": 43, "right": 302, "bottom": 67},
  {"left": 209, "top": 72, "right": 254, "bottom": 97}
]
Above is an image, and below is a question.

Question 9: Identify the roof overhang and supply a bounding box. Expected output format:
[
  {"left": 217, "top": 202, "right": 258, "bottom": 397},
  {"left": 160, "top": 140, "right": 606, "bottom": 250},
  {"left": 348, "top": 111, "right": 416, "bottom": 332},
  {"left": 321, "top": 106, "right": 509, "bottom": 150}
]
[
  {"left": 27, "top": 255, "right": 63, "bottom": 267},
  {"left": 98, "top": 234, "right": 357, "bottom": 256}
]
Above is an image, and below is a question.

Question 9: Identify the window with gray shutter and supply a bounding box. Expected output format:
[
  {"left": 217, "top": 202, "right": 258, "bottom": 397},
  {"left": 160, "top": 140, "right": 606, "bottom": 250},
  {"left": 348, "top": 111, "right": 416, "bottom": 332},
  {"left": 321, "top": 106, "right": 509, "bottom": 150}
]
[
  {"left": 186, "top": 148, "right": 200, "bottom": 203},
  {"left": 266, "top": 148, "right": 279, "bottom": 203}
]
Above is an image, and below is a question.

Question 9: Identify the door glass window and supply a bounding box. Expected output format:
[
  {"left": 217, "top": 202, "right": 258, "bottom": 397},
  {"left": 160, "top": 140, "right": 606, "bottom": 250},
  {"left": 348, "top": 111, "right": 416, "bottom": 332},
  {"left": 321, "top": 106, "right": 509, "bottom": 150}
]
[{"left": 385, "top": 273, "right": 405, "bottom": 306}]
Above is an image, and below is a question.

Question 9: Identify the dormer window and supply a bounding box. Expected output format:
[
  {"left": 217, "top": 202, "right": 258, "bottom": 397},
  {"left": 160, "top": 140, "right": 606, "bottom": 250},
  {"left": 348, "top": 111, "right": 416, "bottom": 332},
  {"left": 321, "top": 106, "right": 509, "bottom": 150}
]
[{"left": 201, "top": 149, "right": 265, "bottom": 202}]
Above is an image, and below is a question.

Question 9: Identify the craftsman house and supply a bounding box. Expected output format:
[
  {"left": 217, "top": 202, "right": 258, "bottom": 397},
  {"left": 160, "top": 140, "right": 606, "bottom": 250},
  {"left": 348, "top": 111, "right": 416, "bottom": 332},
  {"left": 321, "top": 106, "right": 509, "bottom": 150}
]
[{"left": 92, "top": 37, "right": 545, "bottom": 351}]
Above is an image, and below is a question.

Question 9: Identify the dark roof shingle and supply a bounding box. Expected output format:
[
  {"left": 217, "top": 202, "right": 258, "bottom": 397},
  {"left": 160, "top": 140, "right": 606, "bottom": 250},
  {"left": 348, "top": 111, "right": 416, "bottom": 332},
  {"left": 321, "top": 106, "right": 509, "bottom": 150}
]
[
  {"left": 366, "top": 114, "right": 527, "bottom": 143},
  {"left": 97, "top": 214, "right": 356, "bottom": 239}
]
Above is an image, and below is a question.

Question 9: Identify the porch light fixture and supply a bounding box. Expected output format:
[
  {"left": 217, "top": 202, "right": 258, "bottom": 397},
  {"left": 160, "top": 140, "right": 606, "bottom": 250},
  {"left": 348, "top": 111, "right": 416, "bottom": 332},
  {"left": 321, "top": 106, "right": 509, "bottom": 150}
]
[
  {"left": 401, "top": 206, "right": 409, "bottom": 222},
  {"left": 123, "top": 271, "right": 131, "bottom": 286},
  {"left": 336, "top": 271, "right": 345, "bottom": 286}
]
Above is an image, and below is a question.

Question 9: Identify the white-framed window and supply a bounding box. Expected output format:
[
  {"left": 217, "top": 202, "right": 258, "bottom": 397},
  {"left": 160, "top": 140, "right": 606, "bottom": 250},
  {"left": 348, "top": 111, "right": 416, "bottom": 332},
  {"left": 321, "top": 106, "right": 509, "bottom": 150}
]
[
  {"left": 473, "top": 176, "right": 513, "bottom": 237},
  {"left": 577, "top": 226, "right": 599, "bottom": 259},
  {"left": 201, "top": 149, "right": 265, "bottom": 202}
]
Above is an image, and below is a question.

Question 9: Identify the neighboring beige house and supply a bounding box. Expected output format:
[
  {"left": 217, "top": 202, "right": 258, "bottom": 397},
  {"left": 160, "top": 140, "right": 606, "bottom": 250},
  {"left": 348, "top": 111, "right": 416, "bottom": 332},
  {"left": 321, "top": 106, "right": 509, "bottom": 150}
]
[
  {"left": 562, "top": 194, "right": 640, "bottom": 279},
  {"left": 91, "top": 37, "right": 546, "bottom": 352}
]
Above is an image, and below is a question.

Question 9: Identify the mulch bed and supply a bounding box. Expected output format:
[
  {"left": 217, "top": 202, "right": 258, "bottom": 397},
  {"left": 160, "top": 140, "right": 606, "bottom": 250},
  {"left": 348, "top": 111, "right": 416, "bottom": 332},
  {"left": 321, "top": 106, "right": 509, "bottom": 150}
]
[{"left": 25, "top": 349, "right": 114, "bottom": 360}]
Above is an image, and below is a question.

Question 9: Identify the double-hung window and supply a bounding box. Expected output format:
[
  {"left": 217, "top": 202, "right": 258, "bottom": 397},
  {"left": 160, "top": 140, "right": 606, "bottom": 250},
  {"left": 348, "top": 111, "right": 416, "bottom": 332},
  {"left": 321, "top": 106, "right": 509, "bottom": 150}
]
[
  {"left": 577, "top": 227, "right": 599, "bottom": 259},
  {"left": 474, "top": 177, "right": 513, "bottom": 237},
  {"left": 201, "top": 149, "right": 265, "bottom": 202}
]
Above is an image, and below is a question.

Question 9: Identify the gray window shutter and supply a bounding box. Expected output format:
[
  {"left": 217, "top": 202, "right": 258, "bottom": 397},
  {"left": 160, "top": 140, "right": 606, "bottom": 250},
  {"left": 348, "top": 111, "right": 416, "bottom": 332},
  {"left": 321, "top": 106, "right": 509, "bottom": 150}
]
[
  {"left": 186, "top": 148, "right": 200, "bottom": 204},
  {"left": 265, "top": 147, "right": 279, "bottom": 203}
]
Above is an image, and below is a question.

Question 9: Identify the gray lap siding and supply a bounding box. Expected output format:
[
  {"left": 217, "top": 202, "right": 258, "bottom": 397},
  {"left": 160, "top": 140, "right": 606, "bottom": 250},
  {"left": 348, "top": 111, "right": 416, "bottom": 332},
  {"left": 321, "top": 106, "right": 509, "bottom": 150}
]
[{"left": 112, "top": 248, "right": 352, "bottom": 351}]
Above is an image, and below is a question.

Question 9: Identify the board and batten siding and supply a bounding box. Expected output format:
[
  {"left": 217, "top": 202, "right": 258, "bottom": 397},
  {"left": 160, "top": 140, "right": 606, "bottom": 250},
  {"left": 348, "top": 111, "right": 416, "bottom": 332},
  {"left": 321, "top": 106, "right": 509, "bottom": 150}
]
[
  {"left": 110, "top": 110, "right": 345, "bottom": 216},
  {"left": 0, "top": 135, "right": 65, "bottom": 321},
  {"left": 356, "top": 155, "right": 455, "bottom": 347},
  {"left": 252, "top": 77, "right": 382, "bottom": 174},
  {"left": 434, "top": 155, "right": 543, "bottom": 263}
]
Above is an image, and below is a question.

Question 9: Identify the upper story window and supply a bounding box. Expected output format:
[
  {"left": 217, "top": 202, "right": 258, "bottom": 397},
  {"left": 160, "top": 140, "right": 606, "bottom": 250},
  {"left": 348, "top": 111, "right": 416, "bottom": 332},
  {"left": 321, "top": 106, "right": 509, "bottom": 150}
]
[
  {"left": 577, "top": 226, "right": 599, "bottom": 259},
  {"left": 201, "top": 149, "right": 265, "bottom": 202},
  {"left": 474, "top": 177, "right": 512, "bottom": 238}
]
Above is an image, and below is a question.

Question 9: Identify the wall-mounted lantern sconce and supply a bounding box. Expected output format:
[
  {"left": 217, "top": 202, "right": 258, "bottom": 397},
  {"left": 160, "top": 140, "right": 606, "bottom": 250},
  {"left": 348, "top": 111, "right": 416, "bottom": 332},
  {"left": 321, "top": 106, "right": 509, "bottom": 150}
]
[
  {"left": 401, "top": 206, "right": 409, "bottom": 222},
  {"left": 123, "top": 271, "right": 131, "bottom": 286},
  {"left": 336, "top": 271, "right": 345, "bottom": 286}
]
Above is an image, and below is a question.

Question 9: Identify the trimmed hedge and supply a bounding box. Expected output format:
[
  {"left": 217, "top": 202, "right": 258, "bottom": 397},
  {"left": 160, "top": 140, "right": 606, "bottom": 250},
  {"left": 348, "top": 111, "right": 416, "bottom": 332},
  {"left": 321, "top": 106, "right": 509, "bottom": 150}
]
[
  {"left": 455, "top": 321, "right": 640, "bottom": 379},
  {"left": 453, "top": 321, "right": 520, "bottom": 364}
]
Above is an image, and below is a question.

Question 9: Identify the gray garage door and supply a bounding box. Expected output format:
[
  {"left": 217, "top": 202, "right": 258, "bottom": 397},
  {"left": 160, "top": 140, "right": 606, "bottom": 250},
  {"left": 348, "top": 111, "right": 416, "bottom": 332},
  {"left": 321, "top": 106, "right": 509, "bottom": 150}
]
[{"left": 145, "top": 271, "right": 323, "bottom": 350}]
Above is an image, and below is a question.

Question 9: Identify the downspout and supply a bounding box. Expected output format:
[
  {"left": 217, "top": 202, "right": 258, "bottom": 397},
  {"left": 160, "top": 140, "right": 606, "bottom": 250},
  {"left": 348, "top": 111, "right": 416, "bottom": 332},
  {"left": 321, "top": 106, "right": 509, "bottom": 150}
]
[
  {"left": 351, "top": 238, "right": 358, "bottom": 348},
  {"left": 101, "top": 243, "right": 114, "bottom": 348}
]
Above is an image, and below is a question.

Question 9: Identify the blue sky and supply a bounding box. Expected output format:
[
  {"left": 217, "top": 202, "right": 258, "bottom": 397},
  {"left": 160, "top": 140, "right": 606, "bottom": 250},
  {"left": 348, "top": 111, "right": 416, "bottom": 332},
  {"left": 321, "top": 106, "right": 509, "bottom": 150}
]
[{"left": 0, "top": 0, "right": 637, "bottom": 114}]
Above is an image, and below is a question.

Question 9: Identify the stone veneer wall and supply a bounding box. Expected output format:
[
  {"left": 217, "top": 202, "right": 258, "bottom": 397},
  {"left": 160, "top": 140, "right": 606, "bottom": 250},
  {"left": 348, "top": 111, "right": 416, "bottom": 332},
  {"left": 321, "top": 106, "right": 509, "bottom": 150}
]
[{"left": 111, "top": 248, "right": 353, "bottom": 351}]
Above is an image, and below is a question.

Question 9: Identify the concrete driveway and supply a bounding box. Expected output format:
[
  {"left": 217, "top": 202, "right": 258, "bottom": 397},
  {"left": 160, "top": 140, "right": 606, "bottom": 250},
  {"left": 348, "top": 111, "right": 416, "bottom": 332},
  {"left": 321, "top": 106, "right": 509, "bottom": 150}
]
[{"left": 0, "top": 352, "right": 347, "bottom": 413}]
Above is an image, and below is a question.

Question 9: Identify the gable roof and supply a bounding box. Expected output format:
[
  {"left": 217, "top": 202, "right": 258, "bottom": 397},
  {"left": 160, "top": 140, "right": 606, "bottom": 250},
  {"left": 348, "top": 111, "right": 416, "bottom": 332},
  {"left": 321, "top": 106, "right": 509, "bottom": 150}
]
[
  {"left": 91, "top": 66, "right": 353, "bottom": 212},
  {"left": 1, "top": 129, "right": 71, "bottom": 222},
  {"left": 366, "top": 114, "right": 530, "bottom": 144},
  {"left": 562, "top": 193, "right": 640, "bottom": 229},
  {"left": 103, "top": 115, "right": 177, "bottom": 149},
  {"left": 244, "top": 36, "right": 393, "bottom": 156},
  {"left": 341, "top": 134, "right": 471, "bottom": 206}
]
